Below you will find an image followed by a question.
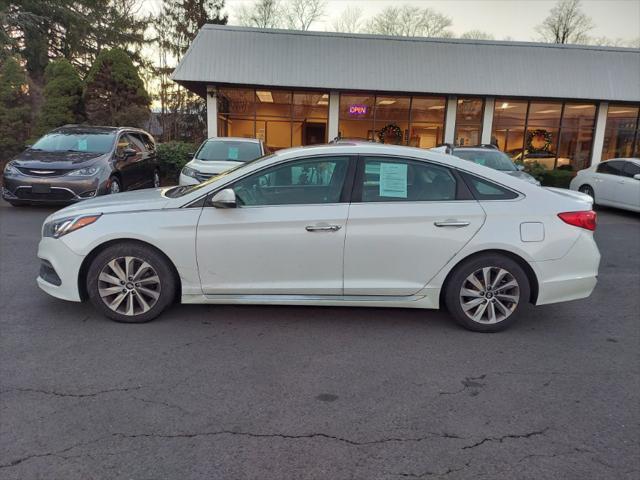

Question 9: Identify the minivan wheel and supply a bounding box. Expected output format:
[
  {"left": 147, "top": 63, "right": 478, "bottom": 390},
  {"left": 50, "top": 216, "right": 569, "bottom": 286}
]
[
  {"left": 109, "top": 176, "right": 122, "bottom": 194},
  {"left": 153, "top": 169, "right": 161, "bottom": 188},
  {"left": 444, "top": 254, "right": 530, "bottom": 332},
  {"left": 86, "top": 243, "right": 176, "bottom": 323}
]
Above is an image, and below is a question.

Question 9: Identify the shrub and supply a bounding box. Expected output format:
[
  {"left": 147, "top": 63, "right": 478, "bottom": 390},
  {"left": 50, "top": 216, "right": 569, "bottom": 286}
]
[
  {"left": 156, "top": 141, "right": 197, "bottom": 182},
  {"left": 540, "top": 169, "right": 575, "bottom": 189}
]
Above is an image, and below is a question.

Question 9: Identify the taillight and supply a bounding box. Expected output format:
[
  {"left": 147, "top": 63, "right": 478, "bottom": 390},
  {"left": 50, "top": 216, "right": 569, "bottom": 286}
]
[{"left": 558, "top": 210, "right": 597, "bottom": 231}]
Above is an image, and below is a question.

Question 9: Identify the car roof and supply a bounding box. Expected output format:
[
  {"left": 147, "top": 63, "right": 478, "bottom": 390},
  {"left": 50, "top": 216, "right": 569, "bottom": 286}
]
[
  {"left": 602, "top": 157, "right": 640, "bottom": 164},
  {"left": 51, "top": 125, "right": 148, "bottom": 135}
]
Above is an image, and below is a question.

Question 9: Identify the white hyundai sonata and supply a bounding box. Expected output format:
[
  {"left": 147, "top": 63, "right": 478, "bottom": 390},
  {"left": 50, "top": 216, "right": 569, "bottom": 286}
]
[{"left": 37, "top": 143, "right": 600, "bottom": 332}]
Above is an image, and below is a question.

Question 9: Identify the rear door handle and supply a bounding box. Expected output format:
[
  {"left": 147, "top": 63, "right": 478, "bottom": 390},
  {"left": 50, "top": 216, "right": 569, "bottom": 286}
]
[
  {"left": 434, "top": 220, "right": 470, "bottom": 228},
  {"left": 305, "top": 224, "right": 342, "bottom": 232}
]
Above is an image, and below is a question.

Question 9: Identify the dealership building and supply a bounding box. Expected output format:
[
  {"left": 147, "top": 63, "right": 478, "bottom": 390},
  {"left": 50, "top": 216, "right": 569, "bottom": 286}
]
[{"left": 172, "top": 25, "right": 640, "bottom": 170}]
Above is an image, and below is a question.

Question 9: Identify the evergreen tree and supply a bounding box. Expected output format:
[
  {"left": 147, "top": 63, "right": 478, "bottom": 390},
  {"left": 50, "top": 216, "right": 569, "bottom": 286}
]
[
  {"left": 0, "top": 57, "right": 31, "bottom": 160},
  {"left": 83, "top": 48, "right": 150, "bottom": 127},
  {"left": 36, "top": 59, "right": 83, "bottom": 135}
]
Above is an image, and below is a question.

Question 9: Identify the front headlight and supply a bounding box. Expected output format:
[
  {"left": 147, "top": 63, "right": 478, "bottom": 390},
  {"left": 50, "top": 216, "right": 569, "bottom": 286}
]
[
  {"left": 4, "top": 161, "right": 19, "bottom": 175},
  {"left": 42, "top": 214, "right": 101, "bottom": 238},
  {"left": 66, "top": 166, "right": 101, "bottom": 176},
  {"left": 181, "top": 166, "right": 199, "bottom": 179}
]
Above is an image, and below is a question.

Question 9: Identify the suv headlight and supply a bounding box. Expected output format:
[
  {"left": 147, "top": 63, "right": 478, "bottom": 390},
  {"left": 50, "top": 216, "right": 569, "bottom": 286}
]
[
  {"left": 4, "top": 161, "right": 19, "bottom": 175},
  {"left": 181, "top": 166, "right": 198, "bottom": 178},
  {"left": 42, "top": 214, "right": 101, "bottom": 238},
  {"left": 66, "top": 166, "right": 101, "bottom": 176}
]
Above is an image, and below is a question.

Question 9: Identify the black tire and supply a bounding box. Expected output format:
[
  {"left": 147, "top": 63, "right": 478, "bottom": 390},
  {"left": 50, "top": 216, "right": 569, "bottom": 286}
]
[
  {"left": 108, "top": 176, "right": 122, "bottom": 194},
  {"left": 578, "top": 184, "right": 595, "bottom": 203},
  {"left": 8, "top": 201, "right": 26, "bottom": 207},
  {"left": 86, "top": 242, "right": 176, "bottom": 323},
  {"left": 153, "top": 169, "right": 161, "bottom": 188},
  {"left": 444, "top": 254, "right": 530, "bottom": 333}
]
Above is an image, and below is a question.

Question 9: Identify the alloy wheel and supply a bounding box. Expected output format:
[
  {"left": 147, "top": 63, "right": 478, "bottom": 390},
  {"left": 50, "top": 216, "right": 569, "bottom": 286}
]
[
  {"left": 110, "top": 179, "right": 121, "bottom": 194},
  {"left": 98, "top": 256, "right": 161, "bottom": 316},
  {"left": 153, "top": 170, "right": 161, "bottom": 188},
  {"left": 459, "top": 267, "right": 520, "bottom": 324}
]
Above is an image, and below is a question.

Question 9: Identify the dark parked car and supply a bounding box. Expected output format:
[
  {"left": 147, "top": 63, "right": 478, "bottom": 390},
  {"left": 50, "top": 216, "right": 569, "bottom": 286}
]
[{"left": 2, "top": 125, "right": 160, "bottom": 206}]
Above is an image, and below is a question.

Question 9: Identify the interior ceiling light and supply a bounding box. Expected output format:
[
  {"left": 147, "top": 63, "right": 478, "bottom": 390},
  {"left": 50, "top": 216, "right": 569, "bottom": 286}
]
[
  {"left": 377, "top": 99, "right": 396, "bottom": 105},
  {"left": 428, "top": 105, "right": 445, "bottom": 110},
  {"left": 321, "top": 93, "right": 329, "bottom": 99},
  {"left": 256, "top": 91, "right": 274, "bottom": 103},
  {"left": 567, "top": 105, "right": 594, "bottom": 109},
  {"left": 500, "top": 102, "right": 516, "bottom": 109},
  {"left": 536, "top": 109, "right": 560, "bottom": 114},
  {"left": 609, "top": 109, "right": 635, "bottom": 114},
  {"left": 317, "top": 100, "right": 328, "bottom": 105}
]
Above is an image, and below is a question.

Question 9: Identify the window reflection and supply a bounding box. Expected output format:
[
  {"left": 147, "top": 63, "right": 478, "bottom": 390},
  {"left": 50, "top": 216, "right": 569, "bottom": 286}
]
[
  {"left": 338, "top": 94, "right": 445, "bottom": 147},
  {"left": 602, "top": 104, "right": 640, "bottom": 160},
  {"left": 217, "top": 88, "right": 328, "bottom": 151},
  {"left": 455, "top": 98, "right": 484, "bottom": 146},
  {"left": 492, "top": 99, "right": 597, "bottom": 171}
]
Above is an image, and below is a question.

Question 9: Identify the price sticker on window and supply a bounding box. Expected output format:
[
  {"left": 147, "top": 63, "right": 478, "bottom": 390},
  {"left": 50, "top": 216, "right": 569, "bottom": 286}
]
[
  {"left": 228, "top": 147, "right": 239, "bottom": 160},
  {"left": 379, "top": 162, "right": 408, "bottom": 198}
]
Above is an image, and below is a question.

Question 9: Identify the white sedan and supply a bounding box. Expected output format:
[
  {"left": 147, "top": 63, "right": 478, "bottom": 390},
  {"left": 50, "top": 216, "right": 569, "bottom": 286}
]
[
  {"left": 179, "top": 137, "right": 266, "bottom": 185},
  {"left": 570, "top": 158, "right": 640, "bottom": 213},
  {"left": 37, "top": 143, "right": 600, "bottom": 332}
]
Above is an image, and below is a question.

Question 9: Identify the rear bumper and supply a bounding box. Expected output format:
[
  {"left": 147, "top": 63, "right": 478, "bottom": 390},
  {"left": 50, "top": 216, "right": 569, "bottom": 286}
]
[
  {"left": 533, "top": 232, "right": 600, "bottom": 305},
  {"left": 36, "top": 237, "right": 84, "bottom": 302}
]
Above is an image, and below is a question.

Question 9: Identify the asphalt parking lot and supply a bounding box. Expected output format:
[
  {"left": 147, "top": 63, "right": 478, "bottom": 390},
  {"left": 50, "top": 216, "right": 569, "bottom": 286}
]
[{"left": 0, "top": 199, "right": 638, "bottom": 480}]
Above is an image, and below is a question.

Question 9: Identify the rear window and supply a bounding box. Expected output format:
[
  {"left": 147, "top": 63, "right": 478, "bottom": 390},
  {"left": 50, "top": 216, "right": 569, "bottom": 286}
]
[
  {"left": 195, "top": 140, "right": 262, "bottom": 162},
  {"left": 453, "top": 150, "right": 517, "bottom": 172},
  {"left": 460, "top": 172, "right": 519, "bottom": 200}
]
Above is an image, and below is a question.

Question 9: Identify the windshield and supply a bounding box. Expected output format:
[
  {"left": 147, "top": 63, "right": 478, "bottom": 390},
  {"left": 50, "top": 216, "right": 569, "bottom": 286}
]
[
  {"left": 196, "top": 140, "right": 262, "bottom": 162},
  {"left": 453, "top": 150, "right": 518, "bottom": 171},
  {"left": 31, "top": 131, "right": 116, "bottom": 154},
  {"left": 165, "top": 154, "right": 276, "bottom": 199}
]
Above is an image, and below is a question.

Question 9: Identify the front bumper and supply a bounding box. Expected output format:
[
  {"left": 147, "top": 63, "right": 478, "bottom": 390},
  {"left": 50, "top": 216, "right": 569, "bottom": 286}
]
[
  {"left": 3, "top": 173, "right": 105, "bottom": 204},
  {"left": 37, "top": 237, "right": 84, "bottom": 302}
]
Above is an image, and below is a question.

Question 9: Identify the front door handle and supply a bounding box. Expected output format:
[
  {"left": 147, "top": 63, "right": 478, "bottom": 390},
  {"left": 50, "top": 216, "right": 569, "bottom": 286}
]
[
  {"left": 305, "top": 224, "right": 342, "bottom": 232},
  {"left": 434, "top": 220, "right": 470, "bottom": 228}
]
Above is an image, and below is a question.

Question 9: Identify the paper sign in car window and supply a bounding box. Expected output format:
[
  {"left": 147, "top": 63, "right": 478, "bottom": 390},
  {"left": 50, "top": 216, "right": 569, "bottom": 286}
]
[
  {"left": 379, "top": 162, "right": 408, "bottom": 198},
  {"left": 228, "top": 147, "right": 239, "bottom": 160},
  {"left": 77, "top": 139, "right": 88, "bottom": 151}
]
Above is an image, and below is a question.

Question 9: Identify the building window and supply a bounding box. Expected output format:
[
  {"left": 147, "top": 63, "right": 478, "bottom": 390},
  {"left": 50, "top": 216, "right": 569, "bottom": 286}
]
[
  {"left": 492, "top": 99, "right": 597, "bottom": 171},
  {"left": 602, "top": 104, "right": 640, "bottom": 160},
  {"left": 454, "top": 98, "right": 484, "bottom": 146},
  {"left": 338, "top": 94, "right": 445, "bottom": 148},
  {"left": 217, "top": 88, "right": 328, "bottom": 151}
]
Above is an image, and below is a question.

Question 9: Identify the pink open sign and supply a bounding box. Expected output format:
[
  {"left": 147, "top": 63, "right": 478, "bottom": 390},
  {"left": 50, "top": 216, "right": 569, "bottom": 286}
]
[{"left": 349, "top": 104, "right": 368, "bottom": 115}]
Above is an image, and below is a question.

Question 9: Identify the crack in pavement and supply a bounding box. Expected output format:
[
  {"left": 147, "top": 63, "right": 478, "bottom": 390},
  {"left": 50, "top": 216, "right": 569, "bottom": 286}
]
[
  {"left": 395, "top": 462, "right": 471, "bottom": 478},
  {"left": 0, "top": 385, "right": 143, "bottom": 399},
  {"left": 461, "top": 427, "right": 550, "bottom": 450},
  {"left": 439, "top": 375, "right": 486, "bottom": 395}
]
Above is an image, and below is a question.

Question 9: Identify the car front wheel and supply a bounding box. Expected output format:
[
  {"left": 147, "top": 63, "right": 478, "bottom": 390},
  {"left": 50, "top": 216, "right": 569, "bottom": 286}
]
[
  {"left": 86, "top": 243, "right": 176, "bottom": 323},
  {"left": 444, "top": 254, "right": 530, "bottom": 332}
]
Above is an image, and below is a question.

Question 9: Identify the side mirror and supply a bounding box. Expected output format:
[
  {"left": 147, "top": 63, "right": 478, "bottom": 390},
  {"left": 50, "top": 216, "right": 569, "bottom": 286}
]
[
  {"left": 123, "top": 147, "right": 137, "bottom": 158},
  {"left": 516, "top": 164, "right": 525, "bottom": 171},
  {"left": 634, "top": 174, "right": 640, "bottom": 180},
  {"left": 188, "top": 152, "right": 196, "bottom": 157},
  {"left": 210, "top": 188, "right": 237, "bottom": 208}
]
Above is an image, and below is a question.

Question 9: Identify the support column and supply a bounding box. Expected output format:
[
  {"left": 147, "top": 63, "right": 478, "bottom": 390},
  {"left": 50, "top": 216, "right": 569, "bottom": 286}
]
[
  {"left": 328, "top": 91, "right": 340, "bottom": 141},
  {"left": 481, "top": 97, "right": 495, "bottom": 145},
  {"left": 206, "top": 85, "right": 218, "bottom": 139},
  {"left": 444, "top": 96, "right": 457, "bottom": 144},
  {"left": 590, "top": 102, "right": 608, "bottom": 165}
]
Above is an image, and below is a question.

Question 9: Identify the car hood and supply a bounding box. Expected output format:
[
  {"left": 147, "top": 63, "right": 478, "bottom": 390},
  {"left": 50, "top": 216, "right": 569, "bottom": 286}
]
[
  {"left": 188, "top": 159, "right": 244, "bottom": 174},
  {"left": 504, "top": 170, "right": 540, "bottom": 185},
  {"left": 49, "top": 188, "right": 172, "bottom": 220},
  {"left": 12, "top": 150, "right": 108, "bottom": 169}
]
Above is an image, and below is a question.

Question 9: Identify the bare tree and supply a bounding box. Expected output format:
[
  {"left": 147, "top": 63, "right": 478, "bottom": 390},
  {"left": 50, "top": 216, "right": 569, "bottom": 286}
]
[
  {"left": 364, "top": 5, "right": 452, "bottom": 38},
  {"left": 460, "top": 30, "right": 494, "bottom": 41},
  {"left": 587, "top": 36, "right": 640, "bottom": 48},
  {"left": 284, "top": 0, "right": 325, "bottom": 31},
  {"left": 331, "top": 5, "right": 363, "bottom": 33},
  {"left": 236, "top": 0, "right": 284, "bottom": 29},
  {"left": 535, "top": 0, "right": 594, "bottom": 44}
]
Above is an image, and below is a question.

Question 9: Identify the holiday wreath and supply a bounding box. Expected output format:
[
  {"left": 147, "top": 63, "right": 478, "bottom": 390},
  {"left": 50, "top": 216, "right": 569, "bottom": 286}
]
[
  {"left": 378, "top": 123, "right": 403, "bottom": 144},
  {"left": 526, "top": 129, "right": 553, "bottom": 152}
]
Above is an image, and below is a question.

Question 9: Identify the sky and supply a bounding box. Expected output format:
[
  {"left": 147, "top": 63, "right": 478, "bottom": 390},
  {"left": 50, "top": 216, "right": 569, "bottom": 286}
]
[{"left": 142, "top": 0, "right": 640, "bottom": 43}]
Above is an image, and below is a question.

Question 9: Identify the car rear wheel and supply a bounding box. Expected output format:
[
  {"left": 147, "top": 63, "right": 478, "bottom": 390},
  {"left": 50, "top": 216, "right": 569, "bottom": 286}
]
[
  {"left": 444, "top": 254, "right": 530, "bottom": 332},
  {"left": 86, "top": 243, "right": 176, "bottom": 323}
]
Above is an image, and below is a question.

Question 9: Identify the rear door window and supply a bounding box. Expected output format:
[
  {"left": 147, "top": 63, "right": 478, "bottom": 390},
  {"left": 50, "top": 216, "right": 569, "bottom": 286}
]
[{"left": 359, "top": 157, "right": 457, "bottom": 202}]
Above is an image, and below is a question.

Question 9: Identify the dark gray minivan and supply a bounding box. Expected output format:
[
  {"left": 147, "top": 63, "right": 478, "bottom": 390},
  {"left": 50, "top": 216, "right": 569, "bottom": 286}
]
[{"left": 2, "top": 125, "right": 160, "bottom": 206}]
